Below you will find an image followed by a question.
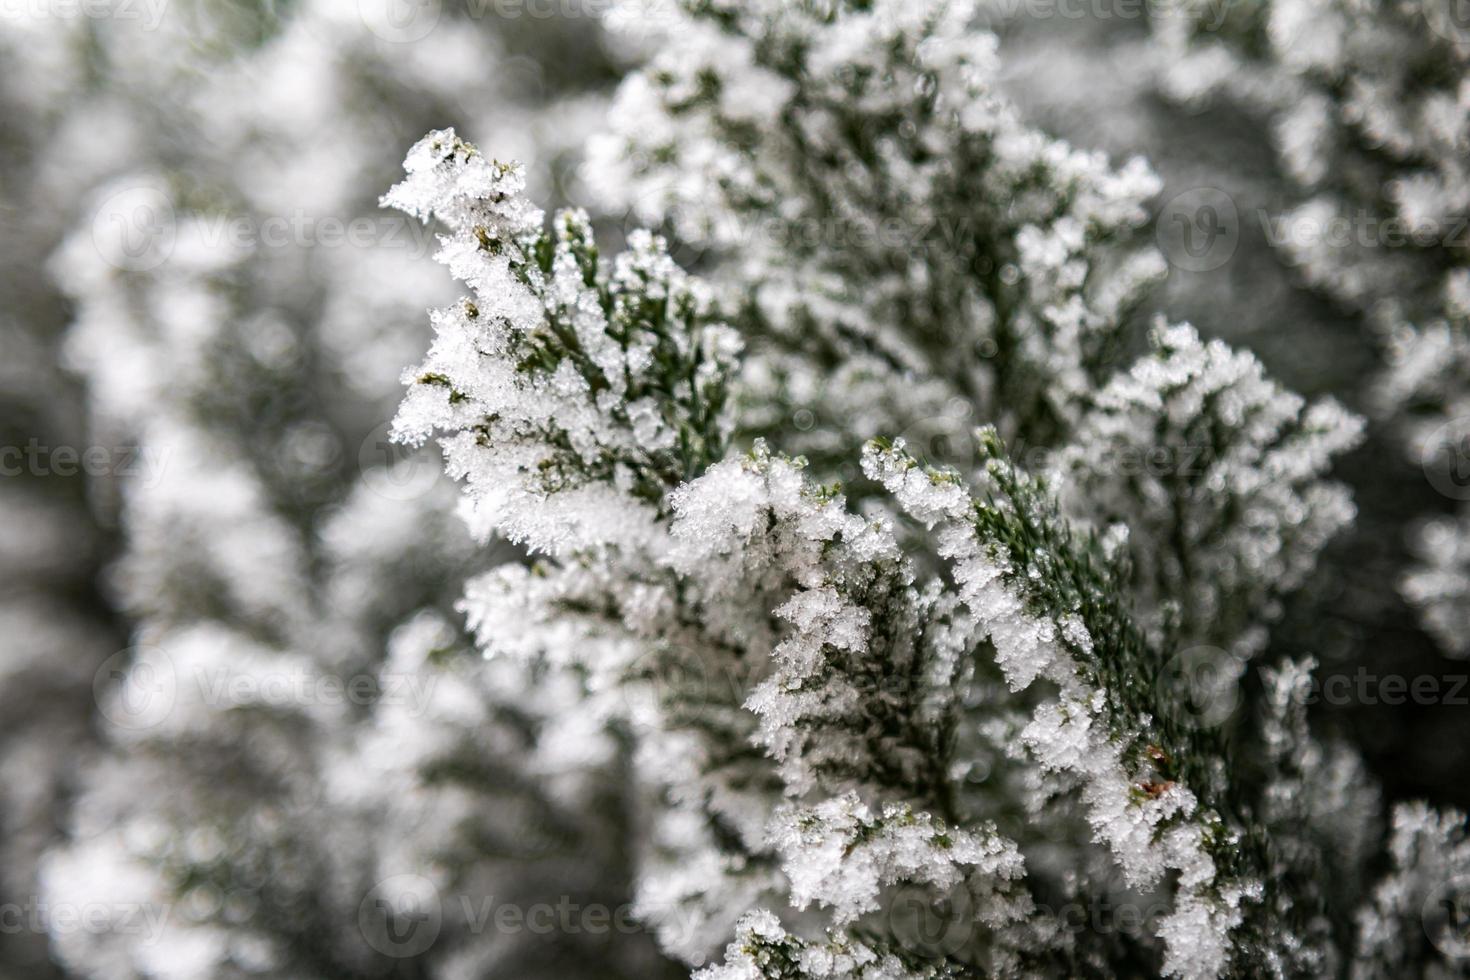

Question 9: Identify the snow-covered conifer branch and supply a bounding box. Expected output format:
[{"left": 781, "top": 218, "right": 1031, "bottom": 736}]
[
  {"left": 865, "top": 431, "right": 1261, "bottom": 978},
  {"left": 1151, "top": 0, "right": 1470, "bottom": 659},
  {"left": 591, "top": 0, "right": 1165, "bottom": 471},
  {"left": 1351, "top": 801, "right": 1470, "bottom": 976},
  {"left": 1056, "top": 322, "right": 1364, "bottom": 659},
  {"left": 1248, "top": 659, "right": 1379, "bottom": 976},
  {"left": 372, "top": 5, "right": 1460, "bottom": 978},
  {"left": 387, "top": 128, "right": 740, "bottom": 555},
  {"left": 389, "top": 127, "right": 1061, "bottom": 970},
  {"left": 34, "top": 7, "right": 663, "bottom": 976}
]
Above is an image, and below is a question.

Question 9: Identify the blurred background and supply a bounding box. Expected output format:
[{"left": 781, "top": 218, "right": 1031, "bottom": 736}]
[{"left": 1, "top": 1, "right": 1466, "bottom": 977}]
